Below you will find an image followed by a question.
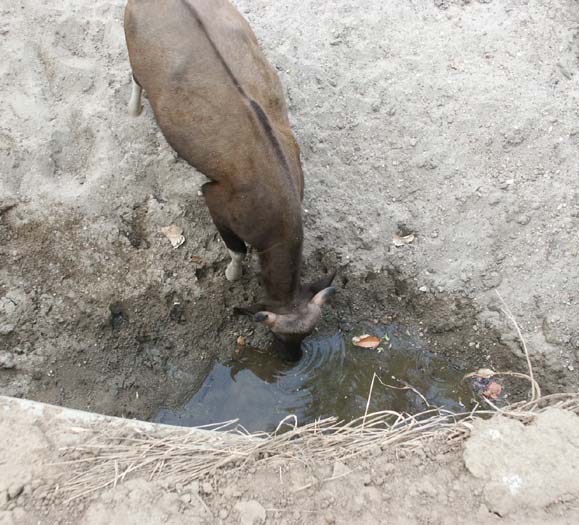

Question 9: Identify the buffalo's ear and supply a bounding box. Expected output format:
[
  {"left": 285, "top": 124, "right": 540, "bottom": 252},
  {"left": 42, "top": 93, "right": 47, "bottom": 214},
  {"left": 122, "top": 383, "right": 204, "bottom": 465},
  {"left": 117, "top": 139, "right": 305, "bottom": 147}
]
[
  {"left": 310, "top": 286, "right": 337, "bottom": 306},
  {"left": 233, "top": 304, "right": 266, "bottom": 317},
  {"left": 306, "top": 270, "right": 337, "bottom": 296}
]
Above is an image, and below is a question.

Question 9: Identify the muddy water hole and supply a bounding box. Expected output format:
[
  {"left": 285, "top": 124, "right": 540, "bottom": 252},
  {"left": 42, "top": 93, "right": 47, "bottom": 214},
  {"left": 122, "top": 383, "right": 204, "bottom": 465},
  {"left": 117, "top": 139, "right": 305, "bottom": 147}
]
[
  {"left": 155, "top": 323, "right": 474, "bottom": 432},
  {"left": 1, "top": 238, "right": 533, "bottom": 433}
]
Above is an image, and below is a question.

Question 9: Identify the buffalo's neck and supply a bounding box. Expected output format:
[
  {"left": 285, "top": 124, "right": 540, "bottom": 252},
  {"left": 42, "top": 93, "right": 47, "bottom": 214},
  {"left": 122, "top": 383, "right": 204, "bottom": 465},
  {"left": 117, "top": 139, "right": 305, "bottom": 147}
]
[{"left": 258, "top": 235, "right": 303, "bottom": 306}]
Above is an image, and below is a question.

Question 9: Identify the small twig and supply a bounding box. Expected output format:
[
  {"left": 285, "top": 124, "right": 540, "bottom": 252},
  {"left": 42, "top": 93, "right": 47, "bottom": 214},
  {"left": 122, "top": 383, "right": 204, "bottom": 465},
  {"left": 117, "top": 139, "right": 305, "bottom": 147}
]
[
  {"left": 495, "top": 290, "right": 540, "bottom": 402},
  {"left": 293, "top": 468, "right": 355, "bottom": 493},
  {"left": 363, "top": 373, "right": 378, "bottom": 428},
  {"left": 265, "top": 508, "right": 320, "bottom": 514},
  {"left": 113, "top": 460, "right": 119, "bottom": 488},
  {"left": 375, "top": 375, "right": 433, "bottom": 409},
  {"left": 195, "top": 493, "right": 211, "bottom": 514},
  {"left": 274, "top": 415, "right": 298, "bottom": 434}
]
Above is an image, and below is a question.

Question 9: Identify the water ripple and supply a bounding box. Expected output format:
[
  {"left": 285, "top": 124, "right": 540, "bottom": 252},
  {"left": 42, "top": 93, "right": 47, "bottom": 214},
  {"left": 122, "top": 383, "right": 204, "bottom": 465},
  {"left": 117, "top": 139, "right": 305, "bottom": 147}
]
[{"left": 153, "top": 324, "right": 473, "bottom": 432}]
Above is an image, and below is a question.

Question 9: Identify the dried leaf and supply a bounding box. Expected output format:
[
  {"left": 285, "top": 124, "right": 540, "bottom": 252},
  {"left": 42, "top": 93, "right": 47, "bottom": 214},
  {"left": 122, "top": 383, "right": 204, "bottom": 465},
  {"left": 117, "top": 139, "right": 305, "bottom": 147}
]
[
  {"left": 463, "top": 368, "right": 496, "bottom": 380},
  {"left": 483, "top": 381, "right": 502, "bottom": 399},
  {"left": 392, "top": 233, "right": 415, "bottom": 247},
  {"left": 190, "top": 255, "right": 204, "bottom": 264},
  {"left": 352, "top": 334, "right": 381, "bottom": 349},
  {"left": 161, "top": 224, "right": 185, "bottom": 249}
]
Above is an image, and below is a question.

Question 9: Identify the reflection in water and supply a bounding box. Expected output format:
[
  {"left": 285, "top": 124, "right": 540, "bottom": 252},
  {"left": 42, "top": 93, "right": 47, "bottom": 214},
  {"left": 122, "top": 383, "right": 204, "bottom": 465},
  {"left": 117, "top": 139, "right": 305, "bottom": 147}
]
[{"left": 154, "top": 323, "right": 473, "bottom": 433}]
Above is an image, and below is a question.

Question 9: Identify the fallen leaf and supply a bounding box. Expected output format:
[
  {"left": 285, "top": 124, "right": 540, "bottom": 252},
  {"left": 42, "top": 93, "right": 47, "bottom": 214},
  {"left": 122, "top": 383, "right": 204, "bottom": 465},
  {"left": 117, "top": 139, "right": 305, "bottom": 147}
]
[
  {"left": 352, "top": 334, "right": 381, "bottom": 349},
  {"left": 464, "top": 368, "right": 496, "bottom": 380},
  {"left": 482, "top": 381, "right": 502, "bottom": 399},
  {"left": 392, "top": 233, "right": 415, "bottom": 247},
  {"left": 190, "top": 255, "right": 204, "bottom": 264},
  {"left": 161, "top": 224, "right": 185, "bottom": 249}
]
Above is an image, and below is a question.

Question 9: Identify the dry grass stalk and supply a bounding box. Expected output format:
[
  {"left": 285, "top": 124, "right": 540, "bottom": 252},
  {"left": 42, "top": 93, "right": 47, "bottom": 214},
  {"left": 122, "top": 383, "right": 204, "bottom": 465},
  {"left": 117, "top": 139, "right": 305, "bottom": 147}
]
[
  {"left": 57, "top": 392, "right": 579, "bottom": 503},
  {"left": 495, "top": 290, "right": 540, "bottom": 402}
]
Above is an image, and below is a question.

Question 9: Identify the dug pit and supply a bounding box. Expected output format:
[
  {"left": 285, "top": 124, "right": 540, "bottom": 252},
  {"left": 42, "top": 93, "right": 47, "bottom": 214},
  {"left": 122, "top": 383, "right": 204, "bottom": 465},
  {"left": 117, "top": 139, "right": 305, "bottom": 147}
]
[{"left": 0, "top": 214, "right": 535, "bottom": 431}]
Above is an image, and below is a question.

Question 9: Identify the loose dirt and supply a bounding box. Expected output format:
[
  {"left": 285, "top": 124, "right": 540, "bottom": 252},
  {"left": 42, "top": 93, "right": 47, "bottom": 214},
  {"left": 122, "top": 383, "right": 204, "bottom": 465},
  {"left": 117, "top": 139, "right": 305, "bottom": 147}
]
[
  {"left": 1, "top": 397, "right": 578, "bottom": 524},
  {"left": 1, "top": 0, "right": 579, "bottom": 522}
]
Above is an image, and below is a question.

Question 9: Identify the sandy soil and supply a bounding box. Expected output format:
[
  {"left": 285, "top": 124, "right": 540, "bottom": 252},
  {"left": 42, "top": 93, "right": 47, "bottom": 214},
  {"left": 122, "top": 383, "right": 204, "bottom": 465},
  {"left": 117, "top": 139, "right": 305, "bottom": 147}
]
[
  {"left": 1, "top": 396, "right": 579, "bottom": 525},
  {"left": 1, "top": 0, "right": 579, "bottom": 521}
]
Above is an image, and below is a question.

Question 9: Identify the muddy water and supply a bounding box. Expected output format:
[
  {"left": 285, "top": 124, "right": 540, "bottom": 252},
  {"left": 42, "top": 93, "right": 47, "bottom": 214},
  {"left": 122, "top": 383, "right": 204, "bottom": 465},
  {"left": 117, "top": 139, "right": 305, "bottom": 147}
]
[{"left": 153, "top": 323, "right": 474, "bottom": 433}]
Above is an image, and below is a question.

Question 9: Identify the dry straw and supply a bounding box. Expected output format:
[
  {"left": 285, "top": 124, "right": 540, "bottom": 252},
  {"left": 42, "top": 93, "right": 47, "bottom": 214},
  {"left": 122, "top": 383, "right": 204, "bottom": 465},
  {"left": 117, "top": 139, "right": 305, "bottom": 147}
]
[{"left": 57, "top": 293, "right": 579, "bottom": 502}]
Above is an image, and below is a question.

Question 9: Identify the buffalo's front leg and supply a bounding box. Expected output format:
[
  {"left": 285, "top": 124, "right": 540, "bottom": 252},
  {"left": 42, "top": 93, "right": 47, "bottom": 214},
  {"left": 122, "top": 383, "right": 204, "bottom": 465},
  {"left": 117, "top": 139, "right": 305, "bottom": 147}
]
[
  {"left": 202, "top": 182, "right": 247, "bottom": 281},
  {"left": 128, "top": 74, "right": 143, "bottom": 117}
]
